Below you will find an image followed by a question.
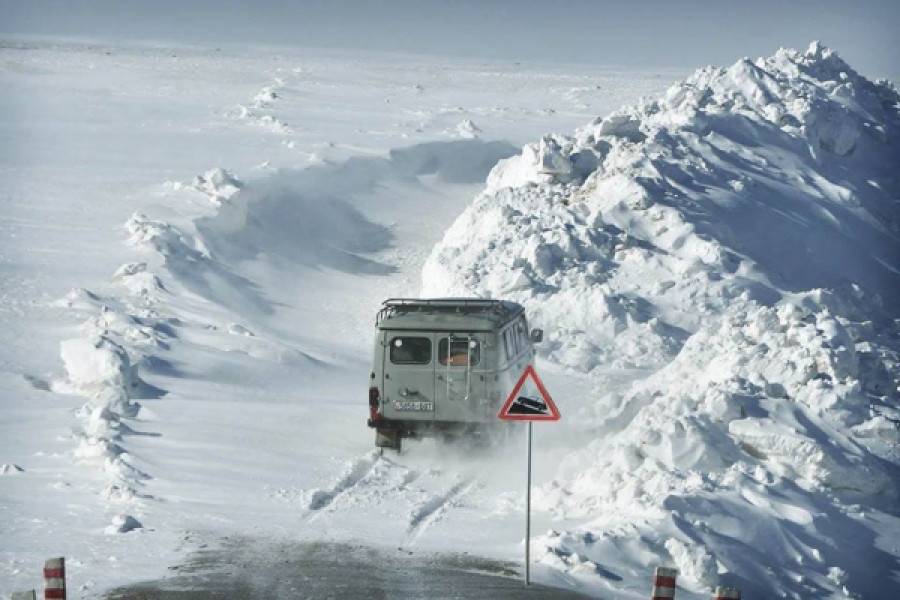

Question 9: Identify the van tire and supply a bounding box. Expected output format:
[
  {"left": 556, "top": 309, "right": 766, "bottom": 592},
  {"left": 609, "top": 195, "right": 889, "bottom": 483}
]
[{"left": 375, "top": 428, "right": 402, "bottom": 452}]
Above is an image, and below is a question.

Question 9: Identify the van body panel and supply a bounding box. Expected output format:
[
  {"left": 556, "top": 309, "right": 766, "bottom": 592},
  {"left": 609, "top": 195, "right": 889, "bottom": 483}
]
[
  {"left": 433, "top": 332, "right": 488, "bottom": 422},
  {"left": 381, "top": 331, "right": 437, "bottom": 422},
  {"left": 369, "top": 299, "right": 538, "bottom": 445}
]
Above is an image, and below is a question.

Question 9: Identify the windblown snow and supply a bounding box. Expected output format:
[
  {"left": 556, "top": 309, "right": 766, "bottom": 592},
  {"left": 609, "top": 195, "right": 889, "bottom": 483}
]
[
  {"left": 2, "top": 38, "right": 899, "bottom": 599},
  {"left": 424, "top": 42, "right": 900, "bottom": 597}
]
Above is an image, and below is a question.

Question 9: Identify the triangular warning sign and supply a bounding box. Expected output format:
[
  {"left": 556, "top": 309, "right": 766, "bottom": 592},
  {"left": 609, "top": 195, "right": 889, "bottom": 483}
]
[{"left": 498, "top": 365, "right": 560, "bottom": 421}]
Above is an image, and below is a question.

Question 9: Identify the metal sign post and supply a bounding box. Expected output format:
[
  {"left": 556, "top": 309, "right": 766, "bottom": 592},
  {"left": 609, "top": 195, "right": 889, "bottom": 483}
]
[
  {"left": 525, "top": 420, "right": 532, "bottom": 586},
  {"left": 497, "top": 364, "right": 560, "bottom": 588}
]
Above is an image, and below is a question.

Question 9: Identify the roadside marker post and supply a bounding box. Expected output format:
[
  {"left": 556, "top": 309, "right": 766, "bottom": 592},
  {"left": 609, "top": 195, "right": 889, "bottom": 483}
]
[
  {"left": 43, "top": 557, "right": 65, "bottom": 600},
  {"left": 498, "top": 364, "right": 560, "bottom": 587},
  {"left": 651, "top": 566, "right": 678, "bottom": 599}
]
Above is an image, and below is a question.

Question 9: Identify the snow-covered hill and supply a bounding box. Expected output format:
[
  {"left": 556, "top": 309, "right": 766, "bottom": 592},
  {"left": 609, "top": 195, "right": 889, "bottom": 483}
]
[{"left": 424, "top": 42, "right": 900, "bottom": 597}]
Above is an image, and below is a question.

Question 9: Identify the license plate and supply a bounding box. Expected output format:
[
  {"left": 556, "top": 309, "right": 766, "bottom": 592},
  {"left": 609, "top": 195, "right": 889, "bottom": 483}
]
[{"left": 392, "top": 401, "right": 434, "bottom": 412}]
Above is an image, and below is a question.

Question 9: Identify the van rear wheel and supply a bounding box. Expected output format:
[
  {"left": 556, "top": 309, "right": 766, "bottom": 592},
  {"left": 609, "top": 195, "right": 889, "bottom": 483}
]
[{"left": 375, "top": 428, "right": 402, "bottom": 452}]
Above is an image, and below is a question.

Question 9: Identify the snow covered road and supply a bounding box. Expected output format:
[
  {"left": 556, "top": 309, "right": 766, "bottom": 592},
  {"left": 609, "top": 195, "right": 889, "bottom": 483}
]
[
  {"left": 1, "top": 38, "right": 678, "bottom": 597},
  {"left": 3, "top": 37, "right": 898, "bottom": 599}
]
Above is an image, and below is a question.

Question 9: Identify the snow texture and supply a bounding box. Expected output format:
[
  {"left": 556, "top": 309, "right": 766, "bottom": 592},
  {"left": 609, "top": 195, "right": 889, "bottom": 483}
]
[
  {"left": 424, "top": 43, "right": 900, "bottom": 598},
  {"left": 105, "top": 514, "right": 143, "bottom": 535},
  {"left": 3, "top": 38, "right": 898, "bottom": 600}
]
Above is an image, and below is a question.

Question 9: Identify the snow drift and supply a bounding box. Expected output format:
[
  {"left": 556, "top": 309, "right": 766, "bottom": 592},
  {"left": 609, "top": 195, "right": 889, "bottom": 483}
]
[
  {"left": 423, "top": 43, "right": 900, "bottom": 597},
  {"left": 1, "top": 39, "right": 686, "bottom": 597}
]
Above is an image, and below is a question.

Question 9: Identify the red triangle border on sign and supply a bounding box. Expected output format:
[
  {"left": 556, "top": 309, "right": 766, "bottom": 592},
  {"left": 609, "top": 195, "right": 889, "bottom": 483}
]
[{"left": 497, "top": 364, "right": 560, "bottom": 421}]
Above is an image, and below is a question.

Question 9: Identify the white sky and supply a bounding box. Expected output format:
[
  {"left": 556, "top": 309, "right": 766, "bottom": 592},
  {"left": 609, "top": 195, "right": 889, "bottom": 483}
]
[{"left": 1, "top": 0, "right": 898, "bottom": 78}]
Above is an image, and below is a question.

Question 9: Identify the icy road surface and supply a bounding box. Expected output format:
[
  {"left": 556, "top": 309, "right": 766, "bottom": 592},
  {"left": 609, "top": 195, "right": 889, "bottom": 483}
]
[{"left": 103, "top": 541, "right": 593, "bottom": 599}]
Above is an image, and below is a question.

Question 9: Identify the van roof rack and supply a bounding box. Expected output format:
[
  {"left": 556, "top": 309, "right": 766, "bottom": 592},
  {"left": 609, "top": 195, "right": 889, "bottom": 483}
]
[{"left": 376, "top": 297, "right": 518, "bottom": 325}]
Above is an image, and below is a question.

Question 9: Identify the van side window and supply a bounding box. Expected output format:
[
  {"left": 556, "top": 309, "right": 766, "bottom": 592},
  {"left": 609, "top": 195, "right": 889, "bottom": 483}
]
[
  {"left": 438, "top": 338, "right": 481, "bottom": 366},
  {"left": 504, "top": 327, "right": 517, "bottom": 359},
  {"left": 516, "top": 316, "right": 530, "bottom": 352},
  {"left": 390, "top": 337, "right": 431, "bottom": 365}
]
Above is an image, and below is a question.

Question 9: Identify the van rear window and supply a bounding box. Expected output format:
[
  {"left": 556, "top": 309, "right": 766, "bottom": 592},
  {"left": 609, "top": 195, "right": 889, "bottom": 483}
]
[
  {"left": 390, "top": 337, "right": 431, "bottom": 365},
  {"left": 438, "top": 338, "right": 481, "bottom": 366}
]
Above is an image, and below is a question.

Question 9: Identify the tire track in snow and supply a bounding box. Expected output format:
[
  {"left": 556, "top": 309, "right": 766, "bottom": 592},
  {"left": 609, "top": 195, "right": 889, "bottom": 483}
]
[
  {"left": 305, "top": 450, "right": 383, "bottom": 514},
  {"left": 406, "top": 477, "right": 477, "bottom": 543},
  {"left": 304, "top": 451, "right": 430, "bottom": 522}
]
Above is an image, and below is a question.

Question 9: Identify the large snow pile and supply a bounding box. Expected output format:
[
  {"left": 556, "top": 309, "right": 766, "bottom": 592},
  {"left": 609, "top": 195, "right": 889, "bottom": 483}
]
[{"left": 423, "top": 43, "right": 900, "bottom": 597}]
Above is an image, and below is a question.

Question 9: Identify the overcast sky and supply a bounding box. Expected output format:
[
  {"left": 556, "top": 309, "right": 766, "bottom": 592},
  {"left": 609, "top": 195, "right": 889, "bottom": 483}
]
[{"left": 2, "top": 0, "right": 897, "bottom": 78}]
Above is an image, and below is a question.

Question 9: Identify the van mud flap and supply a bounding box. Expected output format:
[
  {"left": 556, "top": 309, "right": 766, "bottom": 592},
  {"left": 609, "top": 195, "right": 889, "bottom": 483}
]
[{"left": 375, "top": 427, "right": 402, "bottom": 451}]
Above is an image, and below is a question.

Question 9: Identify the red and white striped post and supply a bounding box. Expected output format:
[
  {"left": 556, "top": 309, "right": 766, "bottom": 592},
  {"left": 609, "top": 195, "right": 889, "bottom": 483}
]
[
  {"left": 43, "top": 557, "right": 65, "bottom": 600},
  {"left": 651, "top": 566, "right": 678, "bottom": 599},
  {"left": 713, "top": 586, "right": 741, "bottom": 600}
]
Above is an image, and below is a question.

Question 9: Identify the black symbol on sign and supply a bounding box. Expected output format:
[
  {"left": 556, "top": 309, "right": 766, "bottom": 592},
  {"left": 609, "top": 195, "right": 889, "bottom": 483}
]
[{"left": 508, "top": 394, "right": 549, "bottom": 415}]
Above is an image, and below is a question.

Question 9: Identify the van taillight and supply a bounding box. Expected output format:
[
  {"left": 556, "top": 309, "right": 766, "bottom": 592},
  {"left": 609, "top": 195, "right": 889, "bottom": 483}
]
[{"left": 369, "top": 386, "right": 380, "bottom": 420}]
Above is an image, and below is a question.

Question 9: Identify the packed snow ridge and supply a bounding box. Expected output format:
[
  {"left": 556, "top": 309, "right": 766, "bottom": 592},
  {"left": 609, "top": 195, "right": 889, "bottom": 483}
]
[
  {"left": 424, "top": 43, "right": 900, "bottom": 598},
  {"left": 49, "top": 196, "right": 206, "bottom": 529}
]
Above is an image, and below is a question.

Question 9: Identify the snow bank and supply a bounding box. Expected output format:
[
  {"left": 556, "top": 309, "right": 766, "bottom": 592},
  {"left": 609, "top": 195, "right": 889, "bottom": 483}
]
[
  {"left": 105, "top": 513, "right": 143, "bottom": 535},
  {"left": 425, "top": 42, "right": 900, "bottom": 371},
  {"left": 423, "top": 43, "right": 900, "bottom": 598},
  {"left": 48, "top": 140, "right": 521, "bottom": 531},
  {"left": 234, "top": 78, "right": 292, "bottom": 134},
  {"left": 55, "top": 323, "right": 156, "bottom": 508},
  {"left": 194, "top": 139, "right": 516, "bottom": 276},
  {"left": 59, "top": 335, "right": 139, "bottom": 415},
  {"left": 455, "top": 119, "right": 482, "bottom": 139},
  {"left": 53, "top": 239, "right": 175, "bottom": 524},
  {"left": 191, "top": 168, "right": 243, "bottom": 205}
]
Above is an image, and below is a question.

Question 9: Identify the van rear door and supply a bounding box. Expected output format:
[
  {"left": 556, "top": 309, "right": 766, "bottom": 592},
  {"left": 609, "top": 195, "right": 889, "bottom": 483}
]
[
  {"left": 434, "top": 333, "right": 486, "bottom": 422},
  {"left": 382, "top": 332, "right": 436, "bottom": 421}
]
